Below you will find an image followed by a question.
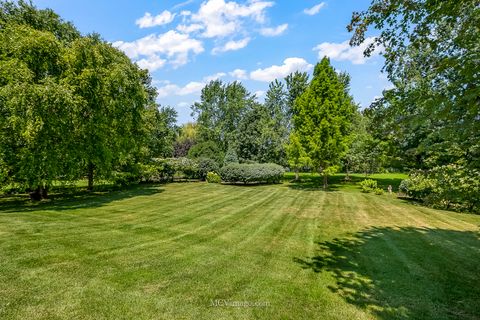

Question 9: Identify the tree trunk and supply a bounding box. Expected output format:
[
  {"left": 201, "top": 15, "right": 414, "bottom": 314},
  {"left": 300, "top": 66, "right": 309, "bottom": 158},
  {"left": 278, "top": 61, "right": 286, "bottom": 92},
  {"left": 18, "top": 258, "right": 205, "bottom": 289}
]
[
  {"left": 87, "top": 163, "right": 94, "bottom": 191},
  {"left": 323, "top": 174, "right": 328, "bottom": 189},
  {"left": 295, "top": 169, "right": 299, "bottom": 181},
  {"left": 29, "top": 186, "right": 48, "bottom": 201},
  {"left": 41, "top": 186, "right": 48, "bottom": 199},
  {"left": 345, "top": 167, "right": 350, "bottom": 181}
]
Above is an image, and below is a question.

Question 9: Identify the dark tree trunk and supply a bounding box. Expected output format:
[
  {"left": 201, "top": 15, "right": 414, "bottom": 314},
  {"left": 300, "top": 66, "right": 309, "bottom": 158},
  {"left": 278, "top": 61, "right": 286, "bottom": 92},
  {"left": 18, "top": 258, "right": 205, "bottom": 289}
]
[
  {"left": 323, "top": 174, "right": 328, "bottom": 189},
  {"left": 41, "top": 187, "right": 48, "bottom": 199},
  {"left": 29, "top": 188, "right": 42, "bottom": 201},
  {"left": 87, "top": 163, "right": 94, "bottom": 191},
  {"left": 29, "top": 186, "right": 48, "bottom": 201}
]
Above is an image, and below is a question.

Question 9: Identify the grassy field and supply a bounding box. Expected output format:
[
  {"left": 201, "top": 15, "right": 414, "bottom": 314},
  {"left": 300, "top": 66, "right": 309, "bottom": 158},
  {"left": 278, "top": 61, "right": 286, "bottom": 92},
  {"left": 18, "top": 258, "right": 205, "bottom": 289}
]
[{"left": 0, "top": 174, "right": 479, "bottom": 319}]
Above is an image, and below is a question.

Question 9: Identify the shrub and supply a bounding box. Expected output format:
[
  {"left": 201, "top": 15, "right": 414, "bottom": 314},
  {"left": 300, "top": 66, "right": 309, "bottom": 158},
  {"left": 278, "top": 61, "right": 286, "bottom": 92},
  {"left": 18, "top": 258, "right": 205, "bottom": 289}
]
[
  {"left": 220, "top": 163, "right": 285, "bottom": 184},
  {"left": 197, "top": 158, "right": 220, "bottom": 181},
  {"left": 206, "top": 172, "right": 221, "bottom": 183},
  {"left": 223, "top": 146, "right": 239, "bottom": 166},
  {"left": 187, "top": 141, "right": 224, "bottom": 164},
  {"left": 112, "top": 171, "right": 140, "bottom": 186},
  {"left": 359, "top": 179, "right": 377, "bottom": 193},
  {"left": 400, "top": 165, "right": 480, "bottom": 212},
  {"left": 169, "top": 158, "right": 198, "bottom": 179},
  {"left": 374, "top": 188, "right": 384, "bottom": 195}
]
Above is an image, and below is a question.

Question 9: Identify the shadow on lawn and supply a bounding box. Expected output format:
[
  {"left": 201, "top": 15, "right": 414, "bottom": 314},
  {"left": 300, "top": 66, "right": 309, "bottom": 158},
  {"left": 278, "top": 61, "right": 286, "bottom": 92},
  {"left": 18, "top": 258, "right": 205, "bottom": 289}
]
[
  {"left": 0, "top": 184, "right": 163, "bottom": 213},
  {"left": 294, "top": 226, "right": 480, "bottom": 319},
  {"left": 287, "top": 174, "right": 405, "bottom": 192}
]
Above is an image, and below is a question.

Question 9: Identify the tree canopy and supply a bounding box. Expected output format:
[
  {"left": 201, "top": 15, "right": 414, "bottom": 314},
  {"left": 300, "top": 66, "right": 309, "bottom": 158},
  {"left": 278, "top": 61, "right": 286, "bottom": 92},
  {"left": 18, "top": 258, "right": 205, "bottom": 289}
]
[{"left": 292, "top": 57, "right": 357, "bottom": 188}]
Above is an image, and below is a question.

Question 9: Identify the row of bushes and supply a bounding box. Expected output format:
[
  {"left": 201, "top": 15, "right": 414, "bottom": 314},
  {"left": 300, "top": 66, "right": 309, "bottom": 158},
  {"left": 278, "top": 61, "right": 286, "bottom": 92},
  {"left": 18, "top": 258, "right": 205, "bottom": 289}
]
[
  {"left": 113, "top": 159, "right": 284, "bottom": 185},
  {"left": 220, "top": 163, "right": 285, "bottom": 184},
  {"left": 399, "top": 164, "right": 480, "bottom": 213}
]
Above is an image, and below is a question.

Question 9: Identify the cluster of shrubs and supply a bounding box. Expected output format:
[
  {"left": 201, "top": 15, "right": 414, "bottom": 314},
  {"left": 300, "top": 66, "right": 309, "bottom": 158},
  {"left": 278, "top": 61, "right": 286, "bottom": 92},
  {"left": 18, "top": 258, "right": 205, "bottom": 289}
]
[
  {"left": 359, "top": 179, "right": 384, "bottom": 195},
  {"left": 112, "top": 156, "right": 285, "bottom": 186},
  {"left": 399, "top": 164, "right": 479, "bottom": 213},
  {"left": 220, "top": 163, "right": 285, "bottom": 184}
]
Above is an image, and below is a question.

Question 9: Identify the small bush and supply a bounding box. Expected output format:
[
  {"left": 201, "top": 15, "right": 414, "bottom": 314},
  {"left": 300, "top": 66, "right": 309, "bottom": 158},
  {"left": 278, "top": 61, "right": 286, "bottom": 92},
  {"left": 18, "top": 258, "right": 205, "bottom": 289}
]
[
  {"left": 206, "top": 172, "right": 221, "bottom": 183},
  {"left": 374, "top": 188, "right": 384, "bottom": 195},
  {"left": 220, "top": 163, "right": 284, "bottom": 184},
  {"left": 359, "top": 179, "right": 377, "bottom": 193},
  {"left": 112, "top": 171, "right": 140, "bottom": 186},
  {"left": 169, "top": 157, "right": 199, "bottom": 179},
  {"left": 197, "top": 158, "right": 220, "bottom": 181}
]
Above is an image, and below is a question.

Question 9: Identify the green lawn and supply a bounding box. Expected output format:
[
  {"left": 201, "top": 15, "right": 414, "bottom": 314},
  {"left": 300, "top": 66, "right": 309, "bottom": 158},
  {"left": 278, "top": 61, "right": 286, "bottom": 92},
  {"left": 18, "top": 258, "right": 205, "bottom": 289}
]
[{"left": 0, "top": 174, "right": 479, "bottom": 319}]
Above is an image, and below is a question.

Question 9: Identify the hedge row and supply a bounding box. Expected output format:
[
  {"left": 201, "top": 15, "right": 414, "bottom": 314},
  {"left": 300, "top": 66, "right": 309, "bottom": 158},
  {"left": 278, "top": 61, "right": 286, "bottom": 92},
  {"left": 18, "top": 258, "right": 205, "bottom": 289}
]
[
  {"left": 220, "top": 163, "right": 285, "bottom": 184},
  {"left": 113, "top": 159, "right": 285, "bottom": 186}
]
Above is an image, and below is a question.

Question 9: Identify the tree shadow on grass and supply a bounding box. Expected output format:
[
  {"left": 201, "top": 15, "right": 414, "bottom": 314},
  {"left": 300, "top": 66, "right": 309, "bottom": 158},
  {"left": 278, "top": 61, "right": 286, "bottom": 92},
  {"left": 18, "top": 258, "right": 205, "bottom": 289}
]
[
  {"left": 294, "top": 227, "right": 480, "bottom": 319},
  {"left": 0, "top": 184, "right": 163, "bottom": 213},
  {"left": 287, "top": 174, "right": 405, "bottom": 192}
]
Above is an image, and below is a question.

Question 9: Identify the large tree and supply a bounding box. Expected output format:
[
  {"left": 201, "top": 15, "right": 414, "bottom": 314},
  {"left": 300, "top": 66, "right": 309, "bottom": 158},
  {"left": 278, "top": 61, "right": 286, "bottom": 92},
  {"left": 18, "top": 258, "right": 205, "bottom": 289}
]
[
  {"left": 349, "top": 0, "right": 480, "bottom": 170},
  {"left": 0, "top": 0, "right": 80, "bottom": 43},
  {"left": 292, "top": 57, "right": 356, "bottom": 188},
  {"left": 192, "top": 80, "right": 255, "bottom": 151},
  {"left": 63, "top": 35, "right": 151, "bottom": 190},
  {"left": 285, "top": 71, "right": 309, "bottom": 121},
  {"left": 145, "top": 105, "right": 178, "bottom": 158},
  {"left": 0, "top": 22, "right": 79, "bottom": 198}
]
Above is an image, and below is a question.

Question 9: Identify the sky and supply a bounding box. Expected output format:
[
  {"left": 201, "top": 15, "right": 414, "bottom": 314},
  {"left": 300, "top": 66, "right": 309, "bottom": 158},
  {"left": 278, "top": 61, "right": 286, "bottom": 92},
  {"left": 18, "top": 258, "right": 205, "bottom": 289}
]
[{"left": 34, "top": 0, "right": 390, "bottom": 124}]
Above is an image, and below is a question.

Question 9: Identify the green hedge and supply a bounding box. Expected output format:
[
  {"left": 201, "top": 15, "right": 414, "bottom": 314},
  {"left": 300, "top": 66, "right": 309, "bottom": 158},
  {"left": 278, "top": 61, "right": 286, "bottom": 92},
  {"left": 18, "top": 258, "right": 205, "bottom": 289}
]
[
  {"left": 399, "top": 164, "right": 480, "bottom": 213},
  {"left": 220, "top": 163, "right": 284, "bottom": 184}
]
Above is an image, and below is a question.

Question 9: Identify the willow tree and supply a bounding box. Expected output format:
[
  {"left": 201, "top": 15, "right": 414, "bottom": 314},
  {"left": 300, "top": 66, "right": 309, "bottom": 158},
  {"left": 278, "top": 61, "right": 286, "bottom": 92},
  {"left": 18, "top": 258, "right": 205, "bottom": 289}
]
[
  {"left": 292, "top": 57, "right": 356, "bottom": 188},
  {"left": 63, "top": 35, "right": 151, "bottom": 190},
  {"left": 0, "top": 24, "right": 79, "bottom": 198}
]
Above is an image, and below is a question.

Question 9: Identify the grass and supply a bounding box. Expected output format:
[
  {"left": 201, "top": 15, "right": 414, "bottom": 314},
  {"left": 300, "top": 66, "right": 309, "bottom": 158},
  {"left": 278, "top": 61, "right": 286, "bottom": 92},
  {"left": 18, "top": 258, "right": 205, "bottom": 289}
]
[{"left": 0, "top": 173, "right": 479, "bottom": 319}]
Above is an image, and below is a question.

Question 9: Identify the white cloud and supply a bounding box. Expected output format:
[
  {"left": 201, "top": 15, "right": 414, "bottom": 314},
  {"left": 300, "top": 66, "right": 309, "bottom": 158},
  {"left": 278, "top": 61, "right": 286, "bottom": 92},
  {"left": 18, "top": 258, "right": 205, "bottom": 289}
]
[
  {"left": 229, "top": 68, "right": 248, "bottom": 79},
  {"left": 260, "top": 23, "right": 288, "bottom": 37},
  {"left": 203, "top": 72, "right": 226, "bottom": 82},
  {"left": 250, "top": 57, "right": 313, "bottom": 82},
  {"left": 113, "top": 30, "right": 204, "bottom": 68},
  {"left": 157, "top": 81, "right": 205, "bottom": 98},
  {"left": 313, "top": 37, "right": 381, "bottom": 64},
  {"left": 136, "top": 11, "right": 176, "bottom": 28},
  {"left": 212, "top": 37, "right": 250, "bottom": 54},
  {"left": 177, "top": 23, "right": 204, "bottom": 33},
  {"left": 190, "top": 0, "right": 274, "bottom": 38},
  {"left": 173, "top": 0, "right": 195, "bottom": 10},
  {"left": 304, "top": 2, "right": 326, "bottom": 16},
  {"left": 255, "top": 90, "right": 265, "bottom": 97},
  {"left": 136, "top": 55, "right": 167, "bottom": 72},
  {"left": 156, "top": 72, "right": 226, "bottom": 99},
  {"left": 177, "top": 101, "right": 191, "bottom": 108}
]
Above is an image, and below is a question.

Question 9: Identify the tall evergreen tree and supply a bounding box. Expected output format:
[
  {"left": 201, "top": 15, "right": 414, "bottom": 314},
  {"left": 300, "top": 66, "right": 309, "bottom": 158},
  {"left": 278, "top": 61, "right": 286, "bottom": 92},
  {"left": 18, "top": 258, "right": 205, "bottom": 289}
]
[{"left": 292, "top": 57, "right": 356, "bottom": 188}]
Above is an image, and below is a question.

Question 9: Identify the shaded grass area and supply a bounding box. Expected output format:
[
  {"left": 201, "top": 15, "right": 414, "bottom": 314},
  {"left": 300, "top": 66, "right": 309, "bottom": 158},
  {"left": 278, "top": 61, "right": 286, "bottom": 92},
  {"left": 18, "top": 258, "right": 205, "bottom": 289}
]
[
  {"left": 0, "top": 180, "right": 479, "bottom": 319},
  {"left": 295, "top": 227, "right": 480, "bottom": 319},
  {"left": 285, "top": 172, "right": 407, "bottom": 191}
]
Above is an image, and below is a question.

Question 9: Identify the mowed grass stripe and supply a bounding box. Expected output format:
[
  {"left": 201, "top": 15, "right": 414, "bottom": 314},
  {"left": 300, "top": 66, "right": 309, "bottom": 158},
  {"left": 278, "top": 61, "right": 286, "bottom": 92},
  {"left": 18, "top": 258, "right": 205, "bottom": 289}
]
[{"left": 0, "top": 179, "right": 479, "bottom": 319}]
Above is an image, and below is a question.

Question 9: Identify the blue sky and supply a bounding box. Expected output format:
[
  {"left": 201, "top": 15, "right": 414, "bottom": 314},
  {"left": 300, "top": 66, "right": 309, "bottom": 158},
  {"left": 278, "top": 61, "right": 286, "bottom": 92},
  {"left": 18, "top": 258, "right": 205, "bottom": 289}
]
[{"left": 34, "top": 0, "right": 390, "bottom": 124}]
